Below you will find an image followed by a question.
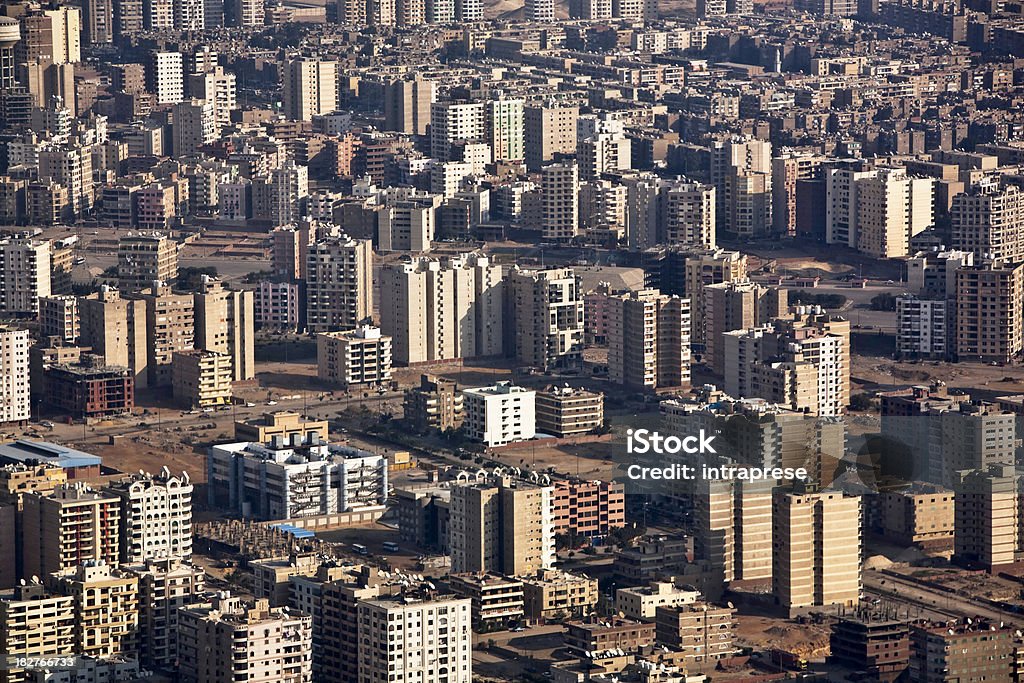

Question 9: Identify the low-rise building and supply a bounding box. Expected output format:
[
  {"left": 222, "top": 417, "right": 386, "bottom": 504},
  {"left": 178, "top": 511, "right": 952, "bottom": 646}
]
[
  {"left": 910, "top": 619, "right": 1016, "bottom": 683},
  {"left": 565, "top": 616, "right": 656, "bottom": 655},
  {"left": 44, "top": 357, "right": 134, "bottom": 417},
  {"left": 251, "top": 551, "right": 322, "bottom": 607},
  {"left": 448, "top": 572, "right": 525, "bottom": 628},
  {"left": 234, "top": 411, "right": 329, "bottom": 443},
  {"left": 520, "top": 569, "right": 598, "bottom": 621},
  {"left": 654, "top": 602, "right": 735, "bottom": 670},
  {"left": 171, "top": 349, "right": 233, "bottom": 408},
  {"left": 207, "top": 436, "right": 388, "bottom": 520},
  {"left": 535, "top": 386, "right": 604, "bottom": 437},
  {"left": 877, "top": 483, "right": 954, "bottom": 551},
  {"left": 462, "top": 381, "right": 536, "bottom": 447},
  {"left": 394, "top": 482, "right": 451, "bottom": 551},
  {"left": 0, "top": 440, "right": 102, "bottom": 480},
  {"left": 615, "top": 580, "right": 700, "bottom": 620},
  {"left": 829, "top": 612, "right": 910, "bottom": 683},
  {"left": 316, "top": 326, "right": 392, "bottom": 387},
  {"left": 404, "top": 374, "right": 463, "bottom": 433}
]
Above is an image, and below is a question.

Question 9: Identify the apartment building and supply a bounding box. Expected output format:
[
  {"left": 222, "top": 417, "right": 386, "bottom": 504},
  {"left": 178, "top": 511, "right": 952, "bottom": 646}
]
[
  {"left": 693, "top": 476, "right": 774, "bottom": 585},
  {"left": 395, "top": 482, "right": 451, "bottom": 551},
  {"left": 50, "top": 561, "right": 139, "bottom": 658},
  {"left": 829, "top": 613, "right": 910, "bottom": 683},
  {"left": 606, "top": 289, "right": 691, "bottom": 391},
  {"left": 133, "top": 284, "right": 194, "bottom": 387},
  {"left": 723, "top": 311, "right": 850, "bottom": 417},
  {"left": 876, "top": 483, "right": 954, "bottom": 551},
  {"left": 907, "top": 249, "right": 974, "bottom": 298},
  {"left": 710, "top": 136, "right": 772, "bottom": 237},
  {"left": 540, "top": 161, "right": 579, "bottom": 242},
  {"left": 448, "top": 573, "right": 525, "bottom": 627},
  {"left": 282, "top": 58, "right": 338, "bottom": 122},
  {"left": 255, "top": 280, "right": 301, "bottom": 331},
  {"left": 954, "top": 261, "right": 1024, "bottom": 363},
  {"left": 207, "top": 437, "right": 388, "bottom": 519},
  {"left": 524, "top": 104, "right": 578, "bottom": 171},
  {"left": 0, "top": 327, "right": 30, "bottom": 425},
  {"left": 954, "top": 463, "right": 1019, "bottom": 569},
  {"left": 654, "top": 602, "right": 735, "bottom": 669},
  {"left": 78, "top": 287, "right": 148, "bottom": 388},
  {"left": 179, "top": 594, "right": 312, "bottom": 683},
  {"left": 171, "top": 349, "right": 232, "bottom": 407},
  {"left": 379, "top": 253, "right": 503, "bottom": 365},
  {"left": 704, "top": 280, "right": 788, "bottom": 375},
  {"left": 116, "top": 232, "right": 177, "bottom": 293},
  {"left": 951, "top": 183, "right": 1024, "bottom": 263},
  {"left": 193, "top": 276, "right": 254, "bottom": 382},
  {"left": 661, "top": 180, "right": 716, "bottom": 248},
  {"left": 316, "top": 326, "right": 393, "bottom": 387},
  {"left": 430, "top": 100, "right": 486, "bottom": 161},
  {"left": 251, "top": 551, "right": 321, "bottom": 607},
  {"left": 0, "top": 238, "right": 50, "bottom": 315},
  {"left": 38, "top": 295, "right": 78, "bottom": 342},
  {"left": 234, "top": 411, "right": 329, "bottom": 444},
  {"left": 449, "top": 474, "right": 554, "bottom": 575},
  {"left": 22, "top": 483, "right": 120, "bottom": 579},
  {"left": 682, "top": 248, "right": 748, "bottom": 347},
  {"left": 45, "top": 358, "right": 134, "bottom": 417},
  {"left": 520, "top": 569, "right": 599, "bottom": 620},
  {"left": 106, "top": 469, "right": 193, "bottom": 564},
  {"left": 615, "top": 580, "right": 700, "bottom": 620},
  {"left": 909, "top": 620, "right": 1017, "bottom": 683},
  {"left": 378, "top": 194, "right": 440, "bottom": 251},
  {"left": 534, "top": 386, "right": 604, "bottom": 437},
  {"left": 854, "top": 168, "right": 934, "bottom": 258},
  {"left": 383, "top": 77, "right": 435, "bottom": 136},
  {"left": 0, "top": 583, "right": 75, "bottom": 683},
  {"left": 462, "top": 381, "right": 536, "bottom": 447},
  {"left": 772, "top": 488, "right": 861, "bottom": 615},
  {"left": 404, "top": 374, "right": 463, "bottom": 432},
  {"left": 305, "top": 236, "right": 373, "bottom": 333},
  {"left": 508, "top": 267, "right": 584, "bottom": 371},
  {"left": 551, "top": 478, "right": 625, "bottom": 538},
  {"left": 896, "top": 295, "right": 950, "bottom": 359},
  {"left": 565, "top": 616, "right": 655, "bottom": 655},
  {"left": 123, "top": 557, "right": 206, "bottom": 669},
  {"left": 356, "top": 595, "right": 472, "bottom": 683}
]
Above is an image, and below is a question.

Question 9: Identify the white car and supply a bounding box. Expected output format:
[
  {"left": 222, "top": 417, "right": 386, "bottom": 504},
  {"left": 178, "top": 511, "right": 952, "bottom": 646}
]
[{"left": 267, "top": 400, "right": 278, "bottom": 406}]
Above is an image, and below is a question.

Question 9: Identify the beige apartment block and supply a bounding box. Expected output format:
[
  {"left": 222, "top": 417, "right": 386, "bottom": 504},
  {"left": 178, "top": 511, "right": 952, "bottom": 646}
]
[
  {"left": 450, "top": 475, "right": 554, "bottom": 576},
  {"left": 234, "top": 411, "right": 329, "bottom": 443},
  {"left": 704, "top": 280, "right": 788, "bottom": 376},
  {"left": 379, "top": 253, "right": 503, "bottom": 365},
  {"left": 955, "top": 261, "right": 1024, "bottom": 364},
  {"left": 448, "top": 572, "right": 525, "bottom": 627},
  {"left": 116, "top": 232, "right": 177, "bottom": 293},
  {"left": 520, "top": 569, "right": 599, "bottom": 620},
  {"left": 615, "top": 580, "right": 700, "bottom": 620},
  {"left": 684, "top": 248, "right": 747, "bottom": 345},
  {"left": 193, "top": 276, "right": 254, "bottom": 382},
  {"left": 178, "top": 594, "right": 312, "bottom": 683},
  {"left": 251, "top": 551, "right": 321, "bottom": 607},
  {"left": 951, "top": 183, "right": 1024, "bottom": 264},
  {"left": 356, "top": 596, "right": 472, "bottom": 683},
  {"left": 403, "top": 374, "right": 463, "bottom": 432},
  {"left": 654, "top": 602, "right": 735, "bottom": 670},
  {"left": 954, "top": 464, "right": 1019, "bottom": 569},
  {"left": 134, "top": 284, "right": 195, "bottom": 387},
  {"left": 0, "top": 583, "right": 75, "bottom": 683},
  {"left": 38, "top": 295, "right": 79, "bottom": 343},
  {"left": 509, "top": 266, "right": 584, "bottom": 371},
  {"left": 78, "top": 286, "right": 148, "bottom": 388},
  {"left": 50, "top": 562, "right": 139, "bottom": 658},
  {"left": 534, "top": 386, "right": 604, "bottom": 437},
  {"left": 22, "top": 483, "right": 120, "bottom": 579},
  {"left": 123, "top": 557, "right": 206, "bottom": 670},
  {"left": 540, "top": 161, "right": 580, "bottom": 242},
  {"left": 772, "top": 488, "right": 861, "bottom": 615},
  {"left": 524, "top": 104, "right": 578, "bottom": 172},
  {"left": 305, "top": 236, "right": 373, "bottom": 333},
  {"left": 878, "top": 483, "right": 954, "bottom": 550},
  {"left": 172, "top": 349, "right": 232, "bottom": 408},
  {"left": 606, "top": 289, "right": 691, "bottom": 391},
  {"left": 316, "top": 326, "right": 392, "bottom": 387},
  {"left": 695, "top": 476, "right": 774, "bottom": 585}
]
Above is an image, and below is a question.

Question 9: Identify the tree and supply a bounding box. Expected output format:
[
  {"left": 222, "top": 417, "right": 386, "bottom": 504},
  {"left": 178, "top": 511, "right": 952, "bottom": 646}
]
[
  {"left": 176, "top": 266, "right": 218, "bottom": 291},
  {"left": 870, "top": 293, "right": 898, "bottom": 311},
  {"left": 849, "top": 393, "right": 873, "bottom": 411}
]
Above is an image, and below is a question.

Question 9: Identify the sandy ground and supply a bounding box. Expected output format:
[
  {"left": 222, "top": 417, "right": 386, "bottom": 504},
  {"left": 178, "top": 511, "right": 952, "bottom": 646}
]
[{"left": 733, "top": 614, "right": 832, "bottom": 659}]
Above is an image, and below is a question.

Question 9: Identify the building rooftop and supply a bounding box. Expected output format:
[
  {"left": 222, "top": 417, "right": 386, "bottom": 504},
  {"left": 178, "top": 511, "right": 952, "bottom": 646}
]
[{"left": 0, "top": 440, "right": 102, "bottom": 470}]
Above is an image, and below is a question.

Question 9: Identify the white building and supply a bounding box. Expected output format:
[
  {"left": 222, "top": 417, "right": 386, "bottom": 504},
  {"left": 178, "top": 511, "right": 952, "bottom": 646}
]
[
  {"left": 897, "top": 296, "right": 949, "bottom": 359},
  {"left": 39, "top": 295, "right": 79, "bottom": 342},
  {"left": 187, "top": 66, "right": 236, "bottom": 130},
  {"left": 615, "top": 580, "right": 700, "bottom": 620},
  {"left": 316, "top": 326, "right": 393, "bottom": 387},
  {"left": 462, "top": 382, "right": 536, "bottom": 447},
  {"left": 105, "top": 468, "right": 193, "bottom": 564},
  {"left": 356, "top": 596, "right": 473, "bottom": 683},
  {"left": 0, "top": 326, "right": 30, "bottom": 424},
  {"left": 207, "top": 436, "right": 388, "bottom": 520},
  {"left": 430, "top": 101, "right": 486, "bottom": 161},
  {"left": 854, "top": 168, "right": 933, "bottom": 258},
  {"left": 0, "top": 238, "right": 51, "bottom": 315},
  {"left": 149, "top": 52, "right": 184, "bottom": 105}
]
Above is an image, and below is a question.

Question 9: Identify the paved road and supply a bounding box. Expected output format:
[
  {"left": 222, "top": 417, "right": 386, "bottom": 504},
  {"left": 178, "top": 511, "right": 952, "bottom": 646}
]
[{"left": 864, "top": 570, "right": 1021, "bottom": 625}]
